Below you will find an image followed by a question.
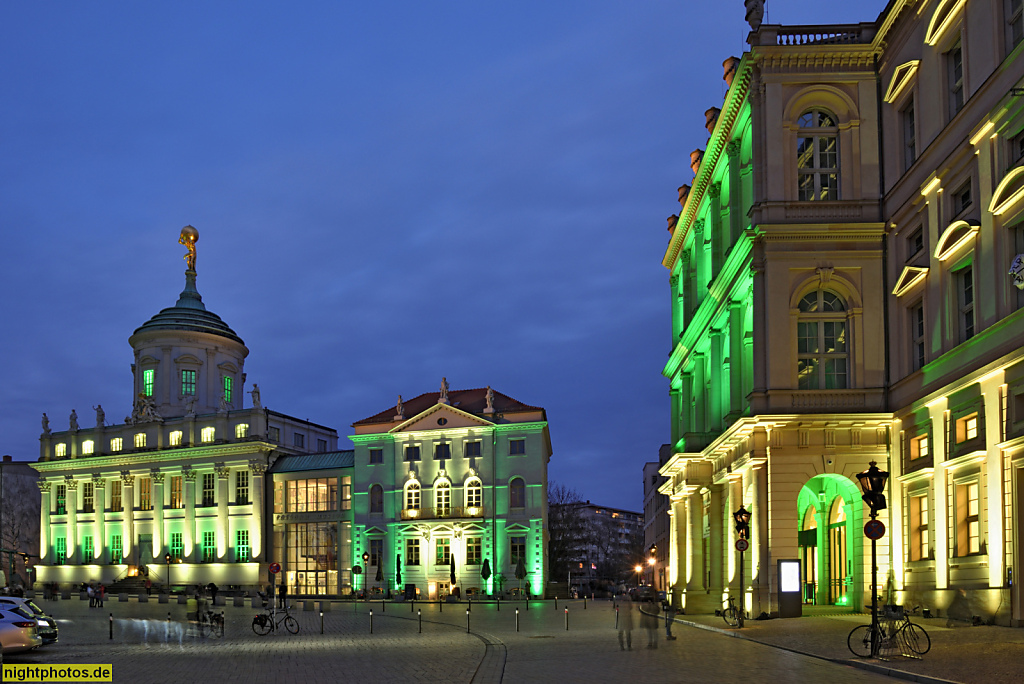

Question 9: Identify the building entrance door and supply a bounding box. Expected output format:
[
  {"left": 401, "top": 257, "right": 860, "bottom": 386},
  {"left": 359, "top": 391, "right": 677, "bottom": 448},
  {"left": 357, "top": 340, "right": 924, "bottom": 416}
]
[
  {"left": 137, "top": 534, "right": 153, "bottom": 569},
  {"left": 827, "top": 501, "right": 847, "bottom": 605}
]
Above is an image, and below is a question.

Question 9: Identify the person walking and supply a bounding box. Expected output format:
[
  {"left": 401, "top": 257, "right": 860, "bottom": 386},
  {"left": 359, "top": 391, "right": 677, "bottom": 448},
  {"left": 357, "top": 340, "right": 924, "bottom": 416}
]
[
  {"left": 664, "top": 596, "right": 678, "bottom": 640},
  {"left": 616, "top": 592, "right": 634, "bottom": 651},
  {"left": 145, "top": 577, "right": 152, "bottom": 596},
  {"left": 277, "top": 582, "right": 287, "bottom": 610},
  {"left": 98, "top": 584, "right": 106, "bottom": 608},
  {"left": 644, "top": 597, "right": 660, "bottom": 649},
  {"left": 87, "top": 584, "right": 95, "bottom": 608}
]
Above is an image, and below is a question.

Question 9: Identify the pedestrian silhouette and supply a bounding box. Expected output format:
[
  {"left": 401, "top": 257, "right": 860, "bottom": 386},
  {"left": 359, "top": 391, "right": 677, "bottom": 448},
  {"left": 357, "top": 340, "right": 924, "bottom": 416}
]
[{"left": 616, "top": 592, "right": 634, "bottom": 651}]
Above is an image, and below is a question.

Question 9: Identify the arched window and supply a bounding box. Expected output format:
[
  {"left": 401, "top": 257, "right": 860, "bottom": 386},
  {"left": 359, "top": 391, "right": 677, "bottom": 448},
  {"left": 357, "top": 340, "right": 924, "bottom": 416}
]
[
  {"left": 405, "top": 481, "right": 420, "bottom": 511},
  {"left": 435, "top": 480, "right": 451, "bottom": 516},
  {"left": 370, "top": 484, "right": 383, "bottom": 514},
  {"left": 509, "top": 478, "right": 526, "bottom": 509},
  {"left": 802, "top": 506, "right": 818, "bottom": 531},
  {"left": 797, "top": 290, "right": 848, "bottom": 390},
  {"left": 797, "top": 109, "right": 839, "bottom": 201},
  {"left": 465, "top": 478, "right": 483, "bottom": 510}
]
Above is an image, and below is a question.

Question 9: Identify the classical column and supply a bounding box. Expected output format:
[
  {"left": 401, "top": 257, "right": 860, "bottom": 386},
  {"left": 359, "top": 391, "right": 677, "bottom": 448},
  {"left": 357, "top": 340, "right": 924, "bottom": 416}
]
[
  {"left": 708, "top": 182, "right": 723, "bottom": 276},
  {"left": 680, "top": 372, "right": 693, "bottom": 440},
  {"left": 728, "top": 300, "right": 745, "bottom": 419},
  {"left": 92, "top": 476, "right": 105, "bottom": 563},
  {"left": 728, "top": 476, "right": 743, "bottom": 592},
  {"left": 725, "top": 139, "right": 743, "bottom": 246},
  {"left": 38, "top": 482, "right": 51, "bottom": 564},
  {"left": 65, "top": 478, "right": 78, "bottom": 564},
  {"left": 184, "top": 469, "right": 196, "bottom": 562},
  {"left": 121, "top": 472, "right": 135, "bottom": 564},
  {"left": 708, "top": 483, "right": 724, "bottom": 595},
  {"left": 693, "top": 219, "right": 707, "bottom": 307},
  {"left": 686, "top": 491, "right": 704, "bottom": 591},
  {"left": 709, "top": 330, "right": 724, "bottom": 432},
  {"left": 692, "top": 354, "right": 706, "bottom": 436},
  {"left": 748, "top": 458, "right": 769, "bottom": 616},
  {"left": 250, "top": 461, "right": 267, "bottom": 561},
  {"left": 152, "top": 471, "right": 165, "bottom": 563},
  {"left": 216, "top": 464, "right": 230, "bottom": 560}
]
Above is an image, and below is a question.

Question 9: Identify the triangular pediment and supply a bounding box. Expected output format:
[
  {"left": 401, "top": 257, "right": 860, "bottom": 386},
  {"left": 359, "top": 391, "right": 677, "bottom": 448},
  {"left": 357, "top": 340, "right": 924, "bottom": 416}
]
[
  {"left": 365, "top": 526, "right": 388, "bottom": 536},
  {"left": 892, "top": 266, "right": 929, "bottom": 296},
  {"left": 390, "top": 403, "right": 493, "bottom": 433},
  {"left": 884, "top": 61, "right": 919, "bottom": 103},
  {"left": 505, "top": 522, "right": 531, "bottom": 532}
]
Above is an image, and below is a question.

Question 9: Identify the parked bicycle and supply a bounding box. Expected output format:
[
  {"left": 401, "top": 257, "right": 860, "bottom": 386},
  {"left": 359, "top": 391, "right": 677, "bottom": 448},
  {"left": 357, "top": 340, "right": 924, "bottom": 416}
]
[
  {"left": 848, "top": 605, "right": 930, "bottom": 657},
  {"left": 252, "top": 606, "right": 299, "bottom": 635},
  {"left": 721, "top": 596, "right": 741, "bottom": 627},
  {"left": 198, "top": 609, "right": 225, "bottom": 638}
]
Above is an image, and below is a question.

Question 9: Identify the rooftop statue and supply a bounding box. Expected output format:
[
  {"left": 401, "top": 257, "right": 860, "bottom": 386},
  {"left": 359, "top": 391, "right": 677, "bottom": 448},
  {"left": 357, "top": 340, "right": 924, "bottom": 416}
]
[
  {"left": 249, "top": 384, "right": 261, "bottom": 410},
  {"left": 69, "top": 409, "right": 79, "bottom": 432},
  {"left": 41, "top": 413, "right": 50, "bottom": 435},
  {"left": 93, "top": 404, "right": 105, "bottom": 427},
  {"left": 179, "top": 225, "right": 199, "bottom": 271},
  {"left": 439, "top": 377, "right": 450, "bottom": 404}
]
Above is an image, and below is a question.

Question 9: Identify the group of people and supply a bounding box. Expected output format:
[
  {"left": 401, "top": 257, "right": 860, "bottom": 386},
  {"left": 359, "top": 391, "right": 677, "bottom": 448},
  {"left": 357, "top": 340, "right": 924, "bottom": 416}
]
[
  {"left": 41, "top": 582, "right": 62, "bottom": 601},
  {"left": 615, "top": 592, "right": 679, "bottom": 651},
  {"left": 86, "top": 582, "right": 106, "bottom": 607}
]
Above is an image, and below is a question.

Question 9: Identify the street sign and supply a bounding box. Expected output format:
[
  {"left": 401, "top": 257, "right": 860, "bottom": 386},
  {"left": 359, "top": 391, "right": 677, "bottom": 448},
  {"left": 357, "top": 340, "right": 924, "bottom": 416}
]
[
  {"left": 864, "top": 519, "right": 886, "bottom": 540},
  {"left": 735, "top": 539, "right": 749, "bottom": 552},
  {"left": 269, "top": 562, "right": 281, "bottom": 574}
]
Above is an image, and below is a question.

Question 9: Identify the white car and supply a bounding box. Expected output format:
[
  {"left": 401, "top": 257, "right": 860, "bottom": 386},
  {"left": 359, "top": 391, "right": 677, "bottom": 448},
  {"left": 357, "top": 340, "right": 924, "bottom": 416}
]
[
  {"left": 0, "top": 608, "right": 42, "bottom": 653},
  {"left": 0, "top": 597, "right": 58, "bottom": 644}
]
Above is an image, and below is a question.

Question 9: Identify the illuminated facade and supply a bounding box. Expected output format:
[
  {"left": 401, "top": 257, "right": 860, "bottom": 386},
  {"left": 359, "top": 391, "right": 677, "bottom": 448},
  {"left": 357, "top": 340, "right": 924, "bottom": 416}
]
[
  {"left": 350, "top": 385, "right": 550, "bottom": 599},
  {"left": 33, "top": 229, "right": 338, "bottom": 590},
  {"left": 660, "top": 0, "right": 1024, "bottom": 626}
]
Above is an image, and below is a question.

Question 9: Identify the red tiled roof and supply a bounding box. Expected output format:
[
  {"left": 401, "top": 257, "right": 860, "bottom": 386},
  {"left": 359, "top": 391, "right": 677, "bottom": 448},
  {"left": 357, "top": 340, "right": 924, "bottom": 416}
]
[{"left": 353, "top": 387, "right": 543, "bottom": 426}]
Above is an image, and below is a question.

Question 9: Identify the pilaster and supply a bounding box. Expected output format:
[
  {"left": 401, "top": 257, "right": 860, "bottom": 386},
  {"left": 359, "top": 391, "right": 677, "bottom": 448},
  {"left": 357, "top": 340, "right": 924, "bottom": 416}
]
[{"left": 121, "top": 472, "right": 135, "bottom": 563}]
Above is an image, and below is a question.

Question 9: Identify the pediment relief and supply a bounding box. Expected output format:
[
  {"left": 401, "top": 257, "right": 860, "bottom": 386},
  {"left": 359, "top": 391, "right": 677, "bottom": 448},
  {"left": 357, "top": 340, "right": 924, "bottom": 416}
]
[
  {"left": 391, "top": 404, "right": 493, "bottom": 433},
  {"left": 892, "top": 266, "right": 929, "bottom": 296},
  {"left": 989, "top": 166, "right": 1024, "bottom": 216},
  {"left": 138, "top": 355, "right": 160, "bottom": 366},
  {"left": 217, "top": 361, "right": 240, "bottom": 374},
  {"left": 934, "top": 220, "right": 980, "bottom": 261},
  {"left": 884, "top": 61, "right": 919, "bottom": 104},
  {"left": 365, "top": 526, "right": 388, "bottom": 536},
  {"left": 505, "top": 522, "right": 531, "bottom": 532},
  {"left": 925, "top": 0, "right": 966, "bottom": 46},
  {"left": 174, "top": 353, "right": 203, "bottom": 366}
]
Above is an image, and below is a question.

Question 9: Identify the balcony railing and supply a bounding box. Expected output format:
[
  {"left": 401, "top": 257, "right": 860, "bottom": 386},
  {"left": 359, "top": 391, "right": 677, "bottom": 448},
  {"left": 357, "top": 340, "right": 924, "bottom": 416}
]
[{"left": 400, "top": 506, "right": 484, "bottom": 521}]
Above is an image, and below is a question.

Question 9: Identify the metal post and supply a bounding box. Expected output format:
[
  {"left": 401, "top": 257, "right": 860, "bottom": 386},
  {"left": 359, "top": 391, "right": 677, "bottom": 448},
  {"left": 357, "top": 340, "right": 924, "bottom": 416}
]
[
  {"left": 584, "top": 596, "right": 587, "bottom": 610},
  {"left": 109, "top": 613, "right": 113, "bottom": 640},
  {"left": 382, "top": 599, "right": 385, "bottom": 612},
  {"left": 516, "top": 607, "right": 519, "bottom": 632},
  {"left": 738, "top": 549, "right": 745, "bottom": 629},
  {"left": 615, "top": 606, "right": 619, "bottom": 630},
  {"left": 411, "top": 599, "right": 414, "bottom": 613},
  {"left": 497, "top": 596, "right": 500, "bottom": 612},
  {"left": 320, "top": 611, "right": 323, "bottom": 635},
  {"left": 440, "top": 598, "right": 443, "bottom": 613},
  {"left": 369, "top": 609, "right": 373, "bottom": 634},
  {"left": 565, "top": 607, "right": 568, "bottom": 630},
  {"left": 466, "top": 609, "right": 470, "bottom": 633},
  {"left": 870, "top": 512, "right": 879, "bottom": 657},
  {"left": 554, "top": 596, "right": 557, "bottom": 609},
  {"left": 418, "top": 609, "right": 422, "bottom": 633}
]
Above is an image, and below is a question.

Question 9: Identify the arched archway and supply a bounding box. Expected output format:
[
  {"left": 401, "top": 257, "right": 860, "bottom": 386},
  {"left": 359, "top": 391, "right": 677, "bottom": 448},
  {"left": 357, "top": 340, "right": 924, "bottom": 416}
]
[{"left": 797, "top": 474, "right": 863, "bottom": 609}]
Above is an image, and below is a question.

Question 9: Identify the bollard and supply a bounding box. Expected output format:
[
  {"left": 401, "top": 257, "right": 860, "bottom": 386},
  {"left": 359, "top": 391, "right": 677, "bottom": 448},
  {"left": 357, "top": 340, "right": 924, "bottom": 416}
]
[
  {"left": 466, "top": 609, "right": 470, "bottom": 633},
  {"left": 167, "top": 612, "right": 171, "bottom": 622},
  {"left": 497, "top": 596, "right": 500, "bottom": 612},
  {"left": 320, "top": 611, "right": 324, "bottom": 635},
  {"left": 370, "top": 609, "right": 373, "bottom": 634},
  {"left": 516, "top": 607, "right": 519, "bottom": 632},
  {"left": 526, "top": 597, "right": 529, "bottom": 611},
  {"left": 615, "top": 606, "right": 619, "bottom": 630},
  {"left": 382, "top": 599, "right": 385, "bottom": 613},
  {"left": 554, "top": 596, "right": 558, "bottom": 609},
  {"left": 468, "top": 596, "right": 471, "bottom": 612},
  {"left": 411, "top": 600, "right": 414, "bottom": 613},
  {"left": 109, "top": 613, "right": 113, "bottom": 640},
  {"left": 418, "top": 609, "right": 422, "bottom": 633},
  {"left": 584, "top": 596, "right": 587, "bottom": 610},
  {"left": 440, "top": 599, "right": 443, "bottom": 613},
  {"left": 565, "top": 607, "right": 569, "bottom": 631}
]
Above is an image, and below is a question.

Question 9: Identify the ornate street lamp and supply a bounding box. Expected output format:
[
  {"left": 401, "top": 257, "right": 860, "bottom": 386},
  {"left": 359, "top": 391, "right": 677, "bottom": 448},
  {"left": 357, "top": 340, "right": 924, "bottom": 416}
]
[
  {"left": 856, "top": 461, "right": 889, "bottom": 657},
  {"left": 733, "top": 505, "right": 751, "bottom": 628}
]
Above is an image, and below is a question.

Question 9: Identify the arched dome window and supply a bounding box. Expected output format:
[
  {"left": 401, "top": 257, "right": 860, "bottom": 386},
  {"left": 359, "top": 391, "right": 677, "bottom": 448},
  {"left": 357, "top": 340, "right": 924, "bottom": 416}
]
[
  {"left": 435, "top": 480, "right": 451, "bottom": 516},
  {"left": 797, "top": 290, "right": 848, "bottom": 389},
  {"left": 509, "top": 478, "right": 526, "bottom": 509},
  {"left": 465, "top": 478, "right": 483, "bottom": 510},
  {"left": 797, "top": 109, "right": 839, "bottom": 201},
  {"left": 404, "top": 481, "right": 420, "bottom": 511},
  {"left": 370, "top": 484, "right": 383, "bottom": 514}
]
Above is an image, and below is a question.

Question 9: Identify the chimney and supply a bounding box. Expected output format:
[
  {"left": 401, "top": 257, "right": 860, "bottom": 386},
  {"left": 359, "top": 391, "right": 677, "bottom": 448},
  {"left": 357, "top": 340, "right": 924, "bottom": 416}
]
[
  {"left": 678, "top": 184, "right": 690, "bottom": 209},
  {"left": 2, "top": 455, "right": 11, "bottom": 462},
  {"left": 667, "top": 215, "right": 679, "bottom": 235},
  {"left": 690, "top": 150, "right": 704, "bottom": 176},
  {"left": 723, "top": 56, "right": 740, "bottom": 88},
  {"left": 705, "top": 107, "right": 721, "bottom": 135}
]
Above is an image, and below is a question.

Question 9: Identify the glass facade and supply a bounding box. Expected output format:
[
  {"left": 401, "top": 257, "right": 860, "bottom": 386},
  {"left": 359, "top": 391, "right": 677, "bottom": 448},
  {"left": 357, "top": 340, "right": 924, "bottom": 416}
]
[{"left": 282, "top": 521, "right": 352, "bottom": 596}]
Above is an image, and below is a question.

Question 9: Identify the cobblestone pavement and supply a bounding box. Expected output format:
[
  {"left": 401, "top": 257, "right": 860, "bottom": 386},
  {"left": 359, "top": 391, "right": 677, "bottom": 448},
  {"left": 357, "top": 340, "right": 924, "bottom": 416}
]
[{"left": 4, "top": 597, "right": 899, "bottom": 683}]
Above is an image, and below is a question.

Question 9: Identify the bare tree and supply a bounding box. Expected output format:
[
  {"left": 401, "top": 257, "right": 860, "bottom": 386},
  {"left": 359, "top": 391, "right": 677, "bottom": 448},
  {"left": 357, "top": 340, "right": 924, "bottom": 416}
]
[
  {"left": 547, "top": 483, "right": 588, "bottom": 583},
  {"left": 1, "top": 471, "right": 40, "bottom": 585}
]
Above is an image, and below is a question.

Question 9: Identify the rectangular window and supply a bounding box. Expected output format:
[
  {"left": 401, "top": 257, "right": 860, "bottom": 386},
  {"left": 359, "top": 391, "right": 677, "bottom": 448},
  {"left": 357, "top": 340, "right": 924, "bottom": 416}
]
[
  {"left": 134, "top": 433, "right": 147, "bottom": 448},
  {"left": 911, "top": 304, "right": 925, "bottom": 371},
  {"left": 54, "top": 443, "right": 66, "bottom": 458},
  {"left": 465, "top": 441, "right": 481, "bottom": 458},
  {"left": 907, "top": 227, "right": 924, "bottom": 259},
  {"left": 434, "top": 443, "right": 451, "bottom": 461},
  {"left": 111, "top": 534, "right": 122, "bottom": 564},
  {"left": 284, "top": 522, "right": 339, "bottom": 593},
  {"left": 466, "top": 538, "right": 482, "bottom": 566},
  {"left": 83, "top": 482, "right": 94, "bottom": 513},
  {"left": 902, "top": 101, "right": 916, "bottom": 170},
  {"left": 235, "top": 424, "right": 249, "bottom": 439},
  {"left": 235, "top": 530, "right": 250, "bottom": 562},
  {"left": 236, "top": 470, "right": 249, "bottom": 505},
  {"left": 111, "top": 480, "right": 122, "bottom": 512},
  {"left": 910, "top": 434, "right": 929, "bottom": 460},
  {"left": 948, "top": 43, "right": 964, "bottom": 118},
  {"left": 510, "top": 536, "right": 526, "bottom": 565},
  {"left": 958, "top": 266, "right": 975, "bottom": 341},
  {"left": 223, "top": 376, "right": 233, "bottom": 403},
  {"left": 170, "top": 476, "right": 182, "bottom": 509},
  {"left": 139, "top": 477, "right": 152, "bottom": 511},
  {"left": 82, "top": 440, "right": 94, "bottom": 456},
  {"left": 83, "top": 535, "right": 93, "bottom": 560},
  {"left": 170, "top": 532, "right": 183, "bottom": 560},
  {"left": 274, "top": 481, "right": 284, "bottom": 514},
  {"left": 268, "top": 426, "right": 280, "bottom": 443},
  {"left": 909, "top": 493, "right": 929, "bottom": 561},
  {"left": 955, "top": 412, "right": 979, "bottom": 443},
  {"left": 56, "top": 485, "right": 67, "bottom": 515},
  {"left": 369, "top": 539, "right": 383, "bottom": 567},
  {"left": 143, "top": 369, "right": 155, "bottom": 397},
  {"left": 406, "top": 538, "right": 420, "bottom": 566},
  {"left": 110, "top": 437, "right": 123, "bottom": 452},
  {"left": 181, "top": 369, "right": 196, "bottom": 396},
  {"left": 55, "top": 537, "right": 66, "bottom": 565},
  {"left": 955, "top": 481, "right": 981, "bottom": 556},
  {"left": 202, "top": 531, "right": 216, "bottom": 563},
  {"left": 369, "top": 448, "right": 383, "bottom": 464},
  {"left": 284, "top": 478, "right": 339, "bottom": 513},
  {"left": 201, "top": 427, "right": 215, "bottom": 443},
  {"left": 405, "top": 445, "right": 421, "bottom": 462},
  {"left": 202, "top": 473, "right": 215, "bottom": 506},
  {"left": 341, "top": 476, "right": 351, "bottom": 511},
  {"left": 953, "top": 181, "right": 972, "bottom": 216},
  {"left": 317, "top": 438, "right": 327, "bottom": 453},
  {"left": 509, "top": 439, "right": 526, "bottom": 455},
  {"left": 293, "top": 433, "right": 305, "bottom": 448},
  {"left": 435, "top": 538, "right": 451, "bottom": 565},
  {"left": 169, "top": 430, "right": 182, "bottom": 446},
  {"left": 1009, "top": 0, "right": 1023, "bottom": 51}
]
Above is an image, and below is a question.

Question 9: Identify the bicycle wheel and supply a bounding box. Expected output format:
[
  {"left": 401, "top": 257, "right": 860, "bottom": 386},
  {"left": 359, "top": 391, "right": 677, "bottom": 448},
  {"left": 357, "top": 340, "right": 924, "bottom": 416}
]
[
  {"left": 722, "top": 606, "right": 739, "bottom": 627},
  {"left": 252, "top": 615, "right": 272, "bottom": 636},
  {"left": 902, "top": 623, "right": 930, "bottom": 654},
  {"left": 211, "top": 614, "right": 224, "bottom": 638},
  {"left": 284, "top": 615, "right": 299, "bottom": 634},
  {"left": 848, "top": 624, "right": 874, "bottom": 657}
]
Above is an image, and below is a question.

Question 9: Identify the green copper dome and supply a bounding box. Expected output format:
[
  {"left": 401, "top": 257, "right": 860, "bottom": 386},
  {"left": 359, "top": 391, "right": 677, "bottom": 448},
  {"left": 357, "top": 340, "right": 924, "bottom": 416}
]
[{"left": 131, "top": 270, "right": 245, "bottom": 345}]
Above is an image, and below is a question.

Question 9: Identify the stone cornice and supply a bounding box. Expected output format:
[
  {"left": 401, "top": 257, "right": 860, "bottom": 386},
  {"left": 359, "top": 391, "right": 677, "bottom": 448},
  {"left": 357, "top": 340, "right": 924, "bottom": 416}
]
[{"left": 31, "top": 441, "right": 274, "bottom": 474}]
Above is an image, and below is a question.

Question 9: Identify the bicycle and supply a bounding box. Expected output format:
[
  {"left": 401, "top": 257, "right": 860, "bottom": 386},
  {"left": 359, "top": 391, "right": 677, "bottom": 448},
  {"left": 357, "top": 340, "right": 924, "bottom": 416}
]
[
  {"left": 848, "top": 605, "right": 930, "bottom": 657},
  {"left": 252, "top": 606, "right": 299, "bottom": 635},
  {"left": 198, "top": 609, "right": 225, "bottom": 638},
  {"left": 721, "top": 596, "right": 741, "bottom": 627}
]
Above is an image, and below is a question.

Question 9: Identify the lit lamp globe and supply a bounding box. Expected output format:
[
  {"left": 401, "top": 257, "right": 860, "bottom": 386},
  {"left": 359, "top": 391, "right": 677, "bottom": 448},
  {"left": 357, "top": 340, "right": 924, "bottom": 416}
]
[{"left": 856, "top": 461, "right": 889, "bottom": 512}]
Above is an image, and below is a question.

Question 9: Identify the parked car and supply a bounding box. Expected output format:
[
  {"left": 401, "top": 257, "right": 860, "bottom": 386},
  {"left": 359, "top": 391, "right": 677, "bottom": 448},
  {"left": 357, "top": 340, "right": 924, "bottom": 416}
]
[
  {"left": 0, "top": 608, "right": 42, "bottom": 654},
  {"left": 0, "top": 597, "right": 58, "bottom": 644}
]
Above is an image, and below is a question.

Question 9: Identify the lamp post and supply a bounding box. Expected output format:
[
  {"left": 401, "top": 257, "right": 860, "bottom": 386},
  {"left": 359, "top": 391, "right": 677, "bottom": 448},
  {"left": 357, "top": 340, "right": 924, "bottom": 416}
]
[
  {"left": 362, "top": 552, "right": 370, "bottom": 596},
  {"left": 647, "top": 551, "right": 656, "bottom": 589},
  {"left": 634, "top": 564, "right": 642, "bottom": 589},
  {"left": 856, "top": 461, "right": 889, "bottom": 658},
  {"left": 733, "top": 505, "right": 751, "bottom": 628},
  {"left": 164, "top": 553, "right": 171, "bottom": 593}
]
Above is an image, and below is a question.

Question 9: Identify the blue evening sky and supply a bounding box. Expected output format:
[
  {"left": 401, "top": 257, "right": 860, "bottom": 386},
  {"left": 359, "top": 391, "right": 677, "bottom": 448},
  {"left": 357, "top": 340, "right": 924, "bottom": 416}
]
[{"left": 1, "top": 1, "right": 888, "bottom": 511}]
